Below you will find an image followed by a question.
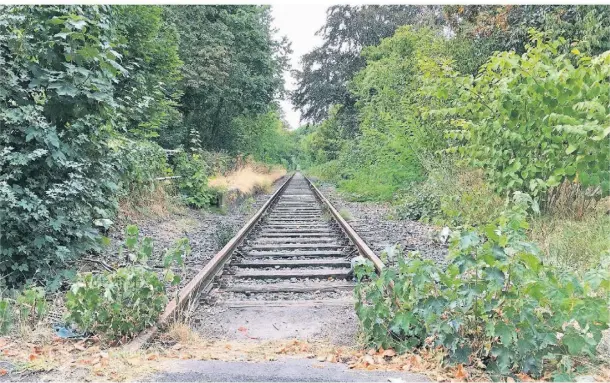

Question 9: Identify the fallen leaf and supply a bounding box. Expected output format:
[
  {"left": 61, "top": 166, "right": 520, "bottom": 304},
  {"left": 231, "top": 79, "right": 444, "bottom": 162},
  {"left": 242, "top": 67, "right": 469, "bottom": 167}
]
[
  {"left": 28, "top": 354, "right": 37, "bottom": 361},
  {"left": 0, "top": 369, "right": 7, "bottom": 376},
  {"left": 146, "top": 353, "right": 159, "bottom": 361},
  {"left": 455, "top": 364, "right": 468, "bottom": 380},
  {"left": 237, "top": 326, "right": 248, "bottom": 333}
]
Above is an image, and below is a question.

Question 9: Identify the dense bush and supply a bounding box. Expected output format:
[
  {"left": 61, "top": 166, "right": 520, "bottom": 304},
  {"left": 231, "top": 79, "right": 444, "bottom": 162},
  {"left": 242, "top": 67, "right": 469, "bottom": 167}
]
[
  {"left": 65, "top": 226, "right": 189, "bottom": 339},
  {"left": 173, "top": 152, "right": 215, "bottom": 208},
  {"left": 438, "top": 31, "right": 610, "bottom": 202},
  {"left": 111, "top": 139, "right": 170, "bottom": 199},
  {"left": 0, "top": 6, "right": 124, "bottom": 285},
  {"left": 355, "top": 194, "right": 609, "bottom": 379}
]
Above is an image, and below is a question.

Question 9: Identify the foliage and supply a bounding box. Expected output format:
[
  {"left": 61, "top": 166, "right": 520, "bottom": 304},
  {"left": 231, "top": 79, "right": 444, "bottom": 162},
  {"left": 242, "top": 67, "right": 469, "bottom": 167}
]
[
  {"left": 65, "top": 225, "right": 189, "bottom": 339},
  {"left": 232, "top": 108, "right": 297, "bottom": 166},
  {"left": 355, "top": 193, "right": 609, "bottom": 379},
  {"left": 110, "top": 139, "right": 170, "bottom": 199},
  {"left": 15, "top": 286, "right": 47, "bottom": 323},
  {"left": 292, "top": 5, "right": 442, "bottom": 132},
  {"left": 302, "top": 27, "right": 452, "bottom": 201},
  {"left": 437, "top": 32, "right": 610, "bottom": 202},
  {"left": 394, "top": 183, "right": 441, "bottom": 222},
  {"left": 0, "top": 286, "right": 47, "bottom": 335},
  {"left": 112, "top": 6, "right": 184, "bottom": 144},
  {"left": 0, "top": 6, "right": 125, "bottom": 285},
  {"left": 0, "top": 299, "right": 11, "bottom": 335},
  {"left": 173, "top": 152, "right": 214, "bottom": 208},
  {"left": 444, "top": 5, "right": 610, "bottom": 74},
  {"left": 167, "top": 5, "right": 288, "bottom": 151}
]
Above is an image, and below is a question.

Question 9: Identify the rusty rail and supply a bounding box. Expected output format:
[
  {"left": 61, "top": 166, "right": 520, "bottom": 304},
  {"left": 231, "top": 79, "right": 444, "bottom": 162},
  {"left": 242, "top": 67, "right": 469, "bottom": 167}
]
[
  {"left": 304, "top": 175, "right": 385, "bottom": 273},
  {"left": 124, "top": 173, "right": 295, "bottom": 351}
]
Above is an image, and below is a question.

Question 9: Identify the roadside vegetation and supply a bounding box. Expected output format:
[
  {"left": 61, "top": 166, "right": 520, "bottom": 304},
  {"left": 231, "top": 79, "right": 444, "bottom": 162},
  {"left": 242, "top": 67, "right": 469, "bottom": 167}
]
[
  {"left": 0, "top": 4, "right": 298, "bottom": 354},
  {"left": 294, "top": 5, "right": 609, "bottom": 380}
]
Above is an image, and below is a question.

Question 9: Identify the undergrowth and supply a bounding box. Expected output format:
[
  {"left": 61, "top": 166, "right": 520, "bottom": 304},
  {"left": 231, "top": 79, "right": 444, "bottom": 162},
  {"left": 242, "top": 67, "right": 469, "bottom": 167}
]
[{"left": 355, "top": 193, "right": 609, "bottom": 380}]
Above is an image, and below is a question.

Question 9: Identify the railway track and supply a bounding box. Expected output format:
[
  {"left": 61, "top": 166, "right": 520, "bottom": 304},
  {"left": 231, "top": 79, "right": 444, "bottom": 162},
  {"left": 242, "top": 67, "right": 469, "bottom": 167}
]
[
  {"left": 127, "top": 172, "right": 382, "bottom": 349},
  {"left": 210, "top": 173, "right": 357, "bottom": 307}
]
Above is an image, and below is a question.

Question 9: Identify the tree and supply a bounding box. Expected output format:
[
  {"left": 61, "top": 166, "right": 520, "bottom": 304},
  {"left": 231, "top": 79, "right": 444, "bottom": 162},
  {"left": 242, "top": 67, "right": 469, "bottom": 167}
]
[
  {"left": 112, "top": 6, "right": 183, "bottom": 146},
  {"left": 167, "top": 5, "right": 289, "bottom": 152},
  {"left": 444, "top": 5, "right": 610, "bottom": 74},
  {"left": 291, "top": 5, "right": 443, "bottom": 135}
]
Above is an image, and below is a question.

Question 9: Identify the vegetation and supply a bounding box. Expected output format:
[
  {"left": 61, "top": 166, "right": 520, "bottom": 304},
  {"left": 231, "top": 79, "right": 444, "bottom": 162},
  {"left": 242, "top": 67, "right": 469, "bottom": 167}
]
[
  {"left": 294, "top": 5, "right": 610, "bottom": 379},
  {"left": 355, "top": 195, "right": 609, "bottom": 380},
  {"left": 65, "top": 226, "right": 189, "bottom": 339},
  {"left": 0, "top": 5, "right": 292, "bottom": 286}
]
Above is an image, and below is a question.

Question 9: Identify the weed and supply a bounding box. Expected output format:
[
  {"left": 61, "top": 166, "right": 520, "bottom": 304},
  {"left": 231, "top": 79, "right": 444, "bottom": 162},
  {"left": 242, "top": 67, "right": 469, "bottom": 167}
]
[
  {"left": 0, "top": 298, "right": 12, "bottom": 334},
  {"left": 530, "top": 209, "right": 610, "bottom": 272},
  {"left": 214, "top": 223, "right": 235, "bottom": 248},
  {"left": 356, "top": 193, "right": 609, "bottom": 380},
  {"left": 339, "top": 208, "right": 353, "bottom": 221},
  {"left": 65, "top": 226, "right": 190, "bottom": 340}
]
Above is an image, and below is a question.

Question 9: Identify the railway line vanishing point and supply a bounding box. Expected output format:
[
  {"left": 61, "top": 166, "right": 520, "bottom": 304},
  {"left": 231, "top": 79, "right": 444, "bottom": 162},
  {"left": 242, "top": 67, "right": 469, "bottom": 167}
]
[{"left": 128, "top": 172, "right": 384, "bottom": 349}]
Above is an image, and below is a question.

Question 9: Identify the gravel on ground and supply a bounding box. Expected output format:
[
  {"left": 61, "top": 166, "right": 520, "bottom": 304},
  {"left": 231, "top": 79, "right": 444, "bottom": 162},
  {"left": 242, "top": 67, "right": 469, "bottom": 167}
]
[{"left": 312, "top": 179, "right": 448, "bottom": 266}]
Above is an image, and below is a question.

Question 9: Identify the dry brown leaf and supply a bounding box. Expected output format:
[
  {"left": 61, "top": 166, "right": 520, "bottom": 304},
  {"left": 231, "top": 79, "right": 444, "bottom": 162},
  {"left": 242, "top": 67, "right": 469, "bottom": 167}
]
[
  {"left": 146, "top": 353, "right": 159, "bottom": 361},
  {"left": 363, "top": 355, "right": 375, "bottom": 366},
  {"left": 455, "top": 364, "right": 468, "bottom": 380},
  {"left": 28, "top": 353, "right": 37, "bottom": 361},
  {"left": 0, "top": 369, "right": 7, "bottom": 376}
]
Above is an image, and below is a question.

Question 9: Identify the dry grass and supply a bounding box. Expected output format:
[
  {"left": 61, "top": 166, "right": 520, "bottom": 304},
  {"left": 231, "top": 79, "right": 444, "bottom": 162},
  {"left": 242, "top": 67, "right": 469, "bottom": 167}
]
[
  {"left": 208, "top": 163, "right": 286, "bottom": 196},
  {"left": 117, "top": 184, "right": 184, "bottom": 223}
]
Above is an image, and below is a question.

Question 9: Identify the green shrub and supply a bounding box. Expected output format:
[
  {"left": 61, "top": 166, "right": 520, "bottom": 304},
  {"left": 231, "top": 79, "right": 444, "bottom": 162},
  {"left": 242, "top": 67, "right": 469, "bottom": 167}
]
[
  {"left": 394, "top": 182, "right": 441, "bottom": 222},
  {"left": 438, "top": 31, "right": 610, "bottom": 202},
  {"left": 355, "top": 193, "right": 609, "bottom": 380},
  {"left": 16, "top": 286, "right": 47, "bottom": 323},
  {"left": 65, "top": 225, "right": 189, "bottom": 339},
  {"left": 0, "top": 6, "right": 125, "bottom": 285},
  {"left": 174, "top": 152, "right": 214, "bottom": 208},
  {"left": 111, "top": 139, "right": 170, "bottom": 199}
]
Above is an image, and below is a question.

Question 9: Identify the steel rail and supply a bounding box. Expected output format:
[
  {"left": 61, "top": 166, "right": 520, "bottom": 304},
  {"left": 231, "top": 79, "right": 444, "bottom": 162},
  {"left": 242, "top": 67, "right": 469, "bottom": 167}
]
[
  {"left": 124, "top": 172, "right": 295, "bottom": 351},
  {"left": 304, "top": 175, "right": 385, "bottom": 273}
]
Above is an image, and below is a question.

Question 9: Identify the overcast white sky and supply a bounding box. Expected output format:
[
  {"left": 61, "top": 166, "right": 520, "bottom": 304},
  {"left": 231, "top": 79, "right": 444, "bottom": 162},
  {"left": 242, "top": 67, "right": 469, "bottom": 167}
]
[{"left": 271, "top": 4, "right": 328, "bottom": 129}]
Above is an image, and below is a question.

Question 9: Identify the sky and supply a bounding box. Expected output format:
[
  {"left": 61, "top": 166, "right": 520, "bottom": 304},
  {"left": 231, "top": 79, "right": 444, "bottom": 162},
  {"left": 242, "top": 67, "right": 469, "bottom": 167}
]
[{"left": 271, "top": 4, "right": 328, "bottom": 129}]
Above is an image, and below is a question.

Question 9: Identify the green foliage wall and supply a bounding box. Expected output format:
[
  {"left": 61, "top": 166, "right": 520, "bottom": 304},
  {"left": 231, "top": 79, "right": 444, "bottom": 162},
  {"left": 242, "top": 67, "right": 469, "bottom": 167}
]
[
  {"left": 0, "top": 6, "right": 127, "bottom": 284},
  {"left": 436, "top": 32, "right": 610, "bottom": 201},
  {"left": 167, "top": 5, "right": 288, "bottom": 152}
]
